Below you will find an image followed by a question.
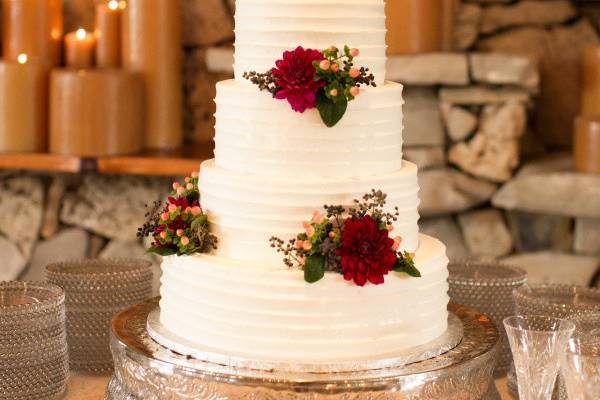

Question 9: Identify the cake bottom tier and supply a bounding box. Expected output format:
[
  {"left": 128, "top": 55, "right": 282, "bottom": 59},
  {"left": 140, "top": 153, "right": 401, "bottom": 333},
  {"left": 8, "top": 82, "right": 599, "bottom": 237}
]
[{"left": 158, "top": 234, "right": 449, "bottom": 363}]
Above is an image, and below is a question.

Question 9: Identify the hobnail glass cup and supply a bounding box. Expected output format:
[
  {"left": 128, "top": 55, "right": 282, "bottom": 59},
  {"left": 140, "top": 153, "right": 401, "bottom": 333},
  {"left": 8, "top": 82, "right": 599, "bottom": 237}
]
[
  {"left": 46, "top": 258, "right": 153, "bottom": 372},
  {"left": 504, "top": 315, "right": 575, "bottom": 400},
  {"left": 447, "top": 261, "right": 527, "bottom": 377}
]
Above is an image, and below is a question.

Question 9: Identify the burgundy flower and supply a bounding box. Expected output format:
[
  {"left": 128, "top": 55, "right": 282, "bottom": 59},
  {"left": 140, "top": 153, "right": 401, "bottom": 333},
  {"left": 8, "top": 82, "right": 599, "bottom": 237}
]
[
  {"left": 336, "top": 215, "right": 397, "bottom": 286},
  {"left": 271, "top": 46, "right": 325, "bottom": 113}
]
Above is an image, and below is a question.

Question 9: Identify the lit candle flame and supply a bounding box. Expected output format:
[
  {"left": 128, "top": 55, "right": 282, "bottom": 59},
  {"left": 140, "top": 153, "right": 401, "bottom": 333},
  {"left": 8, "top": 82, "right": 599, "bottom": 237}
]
[
  {"left": 17, "top": 54, "right": 28, "bottom": 64},
  {"left": 108, "top": 0, "right": 119, "bottom": 10},
  {"left": 75, "top": 28, "right": 87, "bottom": 41}
]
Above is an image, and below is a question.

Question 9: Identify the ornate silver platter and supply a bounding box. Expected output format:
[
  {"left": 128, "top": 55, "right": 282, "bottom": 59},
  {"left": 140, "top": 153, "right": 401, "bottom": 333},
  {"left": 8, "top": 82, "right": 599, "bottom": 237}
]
[
  {"left": 147, "top": 308, "right": 463, "bottom": 373},
  {"left": 105, "top": 298, "right": 500, "bottom": 400}
]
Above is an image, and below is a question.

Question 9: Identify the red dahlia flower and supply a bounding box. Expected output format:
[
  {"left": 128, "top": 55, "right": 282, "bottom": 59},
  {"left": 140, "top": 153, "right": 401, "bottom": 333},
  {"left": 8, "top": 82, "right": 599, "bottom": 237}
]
[
  {"left": 271, "top": 46, "right": 325, "bottom": 113},
  {"left": 336, "top": 215, "right": 397, "bottom": 286}
]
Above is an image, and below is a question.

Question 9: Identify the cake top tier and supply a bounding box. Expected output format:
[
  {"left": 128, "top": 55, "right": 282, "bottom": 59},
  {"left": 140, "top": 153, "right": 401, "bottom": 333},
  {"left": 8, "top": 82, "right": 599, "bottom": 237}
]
[{"left": 233, "top": 0, "right": 387, "bottom": 86}]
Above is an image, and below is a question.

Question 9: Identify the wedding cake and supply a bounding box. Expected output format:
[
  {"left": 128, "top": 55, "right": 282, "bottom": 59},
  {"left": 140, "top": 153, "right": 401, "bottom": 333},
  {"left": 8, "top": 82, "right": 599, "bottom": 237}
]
[{"left": 155, "top": 0, "right": 450, "bottom": 364}]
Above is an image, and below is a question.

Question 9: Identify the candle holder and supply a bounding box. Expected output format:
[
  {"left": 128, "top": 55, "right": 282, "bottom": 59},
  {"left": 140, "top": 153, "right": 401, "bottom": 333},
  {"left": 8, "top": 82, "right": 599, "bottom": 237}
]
[
  {"left": 46, "top": 258, "right": 152, "bottom": 372},
  {"left": 447, "top": 261, "right": 527, "bottom": 377},
  {"left": 0, "top": 281, "right": 69, "bottom": 400}
]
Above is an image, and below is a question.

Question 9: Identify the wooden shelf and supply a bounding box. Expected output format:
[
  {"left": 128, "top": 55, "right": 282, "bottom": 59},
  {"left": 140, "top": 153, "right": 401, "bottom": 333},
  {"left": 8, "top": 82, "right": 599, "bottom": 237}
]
[{"left": 0, "top": 142, "right": 214, "bottom": 176}]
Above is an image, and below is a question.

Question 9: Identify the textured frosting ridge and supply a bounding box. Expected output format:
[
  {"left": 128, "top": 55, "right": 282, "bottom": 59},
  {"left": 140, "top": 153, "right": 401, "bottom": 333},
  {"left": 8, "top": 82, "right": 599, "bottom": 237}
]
[
  {"left": 234, "top": 0, "right": 386, "bottom": 85},
  {"left": 214, "top": 79, "right": 404, "bottom": 178},
  {"left": 160, "top": 234, "right": 449, "bottom": 361}
]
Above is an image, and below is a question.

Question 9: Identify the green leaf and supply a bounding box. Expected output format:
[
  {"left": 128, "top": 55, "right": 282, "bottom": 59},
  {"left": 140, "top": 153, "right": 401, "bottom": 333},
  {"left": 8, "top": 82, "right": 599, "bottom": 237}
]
[
  {"left": 316, "top": 89, "right": 348, "bottom": 127},
  {"left": 191, "top": 214, "right": 208, "bottom": 230},
  {"left": 393, "top": 252, "right": 421, "bottom": 278},
  {"left": 147, "top": 246, "right": 177, "bottom": 256},
  {"left": 304, "top": 254, "right": 325, "bottom": 283}
]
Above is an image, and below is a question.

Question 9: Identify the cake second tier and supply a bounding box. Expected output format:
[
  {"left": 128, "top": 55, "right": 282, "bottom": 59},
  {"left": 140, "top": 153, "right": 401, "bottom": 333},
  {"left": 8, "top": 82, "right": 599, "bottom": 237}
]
[
  {"left": 199, "top": 159, "right": 421, "bottom": 263},
  {"left": 214, "top": 79, "right": 405, "bottom": 179}
]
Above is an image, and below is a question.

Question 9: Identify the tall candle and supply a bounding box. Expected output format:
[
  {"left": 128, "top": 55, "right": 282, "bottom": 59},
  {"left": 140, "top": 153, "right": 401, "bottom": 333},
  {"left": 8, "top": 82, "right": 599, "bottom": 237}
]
[
  {"left": 441, "top": 0, "right": 457, "bottom": 52},
  {"left": 0, "top": 55, "right": 49, "bottom": 152},
  {"left": 581, "top": 45, "right": 600, "bottom": 116},
  {"left": 65, "top": 29, "right": 96, "bottom": 69},
  {"left": 386, "top": 0, "right": 443, "bottom": 55},
  {"left": 123, "top": 0, "right": 183, "bottom": 150},
  {"left": 95, "top": 0, "right": 124, "bottom": 67},
  {"left": 49, "top": 69, "right": 143, "bottom": 156},
  {"left": 574, "top": 116, "right": 600, "bottom": 173},
  {"left": 2, "top": 0, "right": 63, "bottom": 66}
]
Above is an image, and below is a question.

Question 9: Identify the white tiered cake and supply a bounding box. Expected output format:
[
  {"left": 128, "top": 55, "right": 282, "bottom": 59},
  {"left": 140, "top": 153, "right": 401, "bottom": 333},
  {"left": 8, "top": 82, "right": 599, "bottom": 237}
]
[{"left": 158, "top": 0, "right": 450, "bottom": 364}]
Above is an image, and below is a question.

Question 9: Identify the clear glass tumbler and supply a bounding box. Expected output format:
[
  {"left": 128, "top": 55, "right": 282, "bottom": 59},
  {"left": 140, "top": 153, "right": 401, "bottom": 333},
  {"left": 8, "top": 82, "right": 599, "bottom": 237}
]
[
  {"left": 561, "top": 317, "right": 600, "bottom": 400},
  {"left": 504, "top": 315, "right": 575, "bottom": 400}
]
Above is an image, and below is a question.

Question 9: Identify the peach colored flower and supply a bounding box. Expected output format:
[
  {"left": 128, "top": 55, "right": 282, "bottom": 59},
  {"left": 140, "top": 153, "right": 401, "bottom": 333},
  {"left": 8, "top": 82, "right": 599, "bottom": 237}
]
[
  {"left": 295, "top": 239, "right": 304, "bottom": 249},
  {"left": 305, "top": 225, "right": 315, "bottom": 237},
  {"left": 319, "top": 59, "right": 330, "bottom": 70},
  {"left": 191, "top": 171, "right": 199, "bottom": 178},
  {"left": 303, "top": 241, "right": 312, "bottom": 251},
  {"left": 329, "top": 89, "right": 338, "bottom": 97},
  {"left": 160, "top": 231, "right": 168, "bottom": 239},
  {"left": 350, "top": 48, "right": 359, "bottom": 57},
  {"left": 176, "top": 229, "right": 184, "bottom": 237},
  {"left": 392, "top": 236, "right": 402, "bottom": 251},
  {"left": 168, "top": 204, "right": 177, "bottom": 212},
  {"left": 312, "top": 211, "right": 323, "bottom": 224},
  {"left": 186, "top": 183, "right": 194, "bottom": 190},
  {"left": 349, "top": 67, "right": 360, "bottom": 78},
  {"left": 191, "top": 206, "right": 202, "bottom": 216},
  {"left": 176, "top": 187, "right": 185, "bottom": 195},
  {"left": 184, "top": 177, "right": 191, "bottom": 183},
  {"left": 386, "top": 224, "right": 394, "bottom": 232},
  {"left": 181, "top": 236, "right": 190, "bottom": 246},
  {"left": 350, "top": 86, "right": 360, "bottom": 97},
  {"left": 161, "top": 212, "right": 169, "bottom": 221},
  {"left": 331, "top": 63, "right": 339, "bottom": 72},
  {"left": 172, "top": 182, "right": 180, "bottom": 190},
  {"left": 328, "top": 231, "right": 336, "bottom": 238},
  {"left": 302, "top": 221, "right": 311, "bottom": 229}
]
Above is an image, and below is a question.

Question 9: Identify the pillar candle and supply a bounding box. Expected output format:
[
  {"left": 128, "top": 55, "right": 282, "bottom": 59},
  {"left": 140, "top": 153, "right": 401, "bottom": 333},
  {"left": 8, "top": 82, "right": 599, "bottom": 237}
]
[
  {"left": 581, "top": 45, "right": 600, "bottom": 116},
  {"left": 2, "top": 0, "right": 63, "bottom": 66},
  {"left": 386, "top": 0, "right": 443, "bottom": 55},
  {"left": 49, "top": 69, "right": 144, "bottom": 156},
  {"left": 574, "top": 116, "right": 600, "bottom": 173},
  {"left": 64, "top": 29, "right": 96, "bottom": 69},
  {"left": 123, "top": 0, "right": 183, "bottom": 150},
  {"left": 441, "top": 0, "right": 458, "bottom": 52},
  {"left": 0, "top": 55, "right": 49, "bottom": 152},
  {"left": 95, "top": 0, "right": 124, "bottom": 67}
]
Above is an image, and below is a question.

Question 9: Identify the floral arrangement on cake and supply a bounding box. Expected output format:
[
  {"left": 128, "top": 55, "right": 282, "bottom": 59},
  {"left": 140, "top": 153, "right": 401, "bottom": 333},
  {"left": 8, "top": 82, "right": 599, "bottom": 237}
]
[
  {"left": 270, "top": 190, "right": 420, "bottom": 286},
  {"left": 244, "top": 45, "right": 376, "bottom": 127},
  {"left": 137, "top": 172, "right": 217, "bottom": 256}
]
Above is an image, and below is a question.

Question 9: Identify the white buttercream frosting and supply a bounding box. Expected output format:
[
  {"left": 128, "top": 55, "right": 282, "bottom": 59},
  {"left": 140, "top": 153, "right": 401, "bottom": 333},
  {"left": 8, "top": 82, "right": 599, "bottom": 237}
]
[
  {"left": 159, "top": 234, "right": 449, "bottom": 362},
  {"left": 199, "top": 159, "right": 420, "bottom": 262},
  {"left": 234, "top": 0, "right": 386, "bottom": 85},
  {"left": 214, "top": 79, "right": 404, "bottom": 178}
]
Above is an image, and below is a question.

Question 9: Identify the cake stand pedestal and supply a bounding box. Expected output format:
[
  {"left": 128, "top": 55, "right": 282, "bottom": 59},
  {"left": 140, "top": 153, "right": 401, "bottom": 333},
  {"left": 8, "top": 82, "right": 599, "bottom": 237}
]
[{"left": 104, "top": 298, "right": 500, "bottom": 400}]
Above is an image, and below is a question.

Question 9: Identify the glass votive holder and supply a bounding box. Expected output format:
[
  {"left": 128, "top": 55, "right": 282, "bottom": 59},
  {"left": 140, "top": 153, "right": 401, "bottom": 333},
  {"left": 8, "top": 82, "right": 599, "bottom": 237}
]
[
  {"left": 0, "top": 281, "right": 69, "bottom": 400},
  {"left": 46, "top": 258, "right": 153, "bottom": 373},
  {"left": 448, "top": 261, "right": 527, "bottom": 377}
]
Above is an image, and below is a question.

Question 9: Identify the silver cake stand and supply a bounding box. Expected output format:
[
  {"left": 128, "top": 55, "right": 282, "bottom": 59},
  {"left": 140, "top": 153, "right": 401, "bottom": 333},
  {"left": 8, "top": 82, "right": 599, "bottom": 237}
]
[{"left": 105, "top": 298, "right": 500, "bottom": 400}]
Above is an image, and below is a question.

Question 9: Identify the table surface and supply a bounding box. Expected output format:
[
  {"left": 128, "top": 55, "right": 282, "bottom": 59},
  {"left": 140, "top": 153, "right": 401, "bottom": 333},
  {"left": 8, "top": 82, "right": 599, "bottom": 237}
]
[{"left": 65, "top": 373, "right": 512, "bottom": 399}]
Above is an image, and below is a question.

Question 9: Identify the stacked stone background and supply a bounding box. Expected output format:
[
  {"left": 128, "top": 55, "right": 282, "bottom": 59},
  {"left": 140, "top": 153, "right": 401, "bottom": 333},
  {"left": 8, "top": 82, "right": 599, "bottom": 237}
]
[{"left": 1, "top": 0, "right": 600, "bottom": 289}]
